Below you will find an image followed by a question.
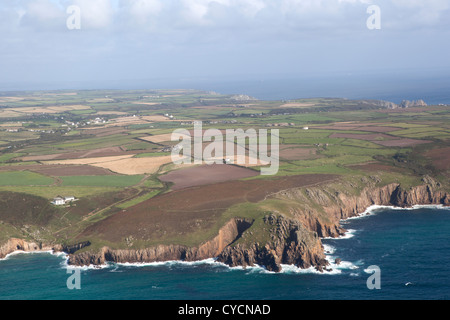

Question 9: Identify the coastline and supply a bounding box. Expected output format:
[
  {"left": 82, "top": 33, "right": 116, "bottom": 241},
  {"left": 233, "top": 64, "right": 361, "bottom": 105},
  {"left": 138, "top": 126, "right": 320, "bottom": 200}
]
[
  {"left": 2, "top": 204, "right": 448, "bottom": 274},
  {"left": 1, "top": 178, "right": 449, "bottom": 272}
]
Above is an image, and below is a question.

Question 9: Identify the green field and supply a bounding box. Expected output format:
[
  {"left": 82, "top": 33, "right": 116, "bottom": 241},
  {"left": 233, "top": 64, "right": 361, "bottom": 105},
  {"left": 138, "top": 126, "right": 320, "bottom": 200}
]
[
  {"left": 0, "top": 171, "right": 55, "bottom": 186},
  {"left": 0, "top": 153, "right": 25, "bottom": 163},
  {"left": 134, "top": 152, "right": 171, "bottom": 158},
  {"left": 116, "top": 189, "right": 162, "bottom": 209}
]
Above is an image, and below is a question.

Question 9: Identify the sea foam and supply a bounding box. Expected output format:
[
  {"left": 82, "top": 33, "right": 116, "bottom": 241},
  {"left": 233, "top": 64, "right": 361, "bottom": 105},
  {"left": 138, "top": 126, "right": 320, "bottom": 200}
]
[{"left": 1, "top": 249, "right": 57, "bottom": 262}]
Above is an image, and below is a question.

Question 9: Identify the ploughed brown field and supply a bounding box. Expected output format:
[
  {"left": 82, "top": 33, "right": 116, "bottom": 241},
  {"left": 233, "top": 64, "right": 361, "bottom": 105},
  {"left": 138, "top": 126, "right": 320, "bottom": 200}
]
[
  {"left": 279, "top": 145, "right": 318, "bottom": 160},
  {"left": 0, "top": 163, "right": 116, "bottom": 176},
  {"left": 159, "top": 164, "right": 259, "bottom": 190},
  {"left": 373, "top": 139, "right": 432, "bottom": 147},
  {"left": 78, "top": 174, "right": 338, "bottom": 244},
  {"left": 425, "top": 146, "right": 450, "bottom": 171},
  {"left": 79, "top": 127, "right": 128, "bottom": 137}
]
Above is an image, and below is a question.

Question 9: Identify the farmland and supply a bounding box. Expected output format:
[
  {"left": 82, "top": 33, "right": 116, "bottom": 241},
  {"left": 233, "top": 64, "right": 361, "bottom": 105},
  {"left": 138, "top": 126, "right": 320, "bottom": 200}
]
[{"left": 0, "top": 89, "right": 448, "bottom": 261}]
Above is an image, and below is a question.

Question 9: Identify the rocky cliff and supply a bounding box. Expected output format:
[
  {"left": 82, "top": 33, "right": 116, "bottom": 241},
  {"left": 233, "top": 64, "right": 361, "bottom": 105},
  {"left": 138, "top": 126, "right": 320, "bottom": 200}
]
[
  {"left": 0, "top": 238, "right": 55, "bottom": 259},
  {"left": 67, "top": 218, "right": 253, "bottom": 267},
  {"left": 366, "top": 99, "right": 428, "bottom": 110},
  {"left": 215, "top": 181, "right": 448, "bottom": 272},
  {"left": 217, "top": 214, "right": 328, "bottom": 272},
  {"left": 399, "top": 100, "right": 428, "bottom": 108}
]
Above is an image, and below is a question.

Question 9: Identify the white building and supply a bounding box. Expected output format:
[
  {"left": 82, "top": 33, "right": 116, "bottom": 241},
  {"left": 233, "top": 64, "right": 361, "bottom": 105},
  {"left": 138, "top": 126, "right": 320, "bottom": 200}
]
[
  {"left": 51, "top": 196, "right": 76, "bottom": 206},
  {"left": 51, "top": 197, "right": 66, "bottom": 206}
]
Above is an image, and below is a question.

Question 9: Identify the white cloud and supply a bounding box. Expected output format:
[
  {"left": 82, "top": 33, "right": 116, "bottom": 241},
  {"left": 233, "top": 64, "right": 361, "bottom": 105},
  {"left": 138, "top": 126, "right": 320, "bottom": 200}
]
[
  {"left": 390, "top": 0, "right": 450, "bottom": 26},
  {"left": 127, "top": 0, "right": 162, "bottom": 24},
  {"left": 18, "top": 0, "right": 66, "bottom": 30},
  {"left": 1, "top": 0, "right": 449, "bottom": 34}
]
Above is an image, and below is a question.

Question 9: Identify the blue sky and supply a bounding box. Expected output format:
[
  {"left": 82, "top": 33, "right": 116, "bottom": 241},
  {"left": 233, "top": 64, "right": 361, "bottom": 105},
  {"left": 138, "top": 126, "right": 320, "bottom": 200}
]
[{"left": 1, "top": 0, "right": 450, "bottom": 94}]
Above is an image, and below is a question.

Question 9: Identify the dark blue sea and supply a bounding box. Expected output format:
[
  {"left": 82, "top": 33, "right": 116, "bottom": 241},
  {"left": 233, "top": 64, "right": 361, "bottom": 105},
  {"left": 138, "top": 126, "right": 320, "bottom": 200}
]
[
  {"left": 1, "top": 206, "right": 449, "bottom": 300},
  {"left": 4, "top": 75, "right": 450, "bottom": 105}
]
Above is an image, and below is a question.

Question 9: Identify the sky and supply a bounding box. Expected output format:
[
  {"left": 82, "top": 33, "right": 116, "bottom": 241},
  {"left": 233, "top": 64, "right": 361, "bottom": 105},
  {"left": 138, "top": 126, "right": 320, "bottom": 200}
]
[{"left": 1, "top": 0, "right": 450, "bottom": 98}]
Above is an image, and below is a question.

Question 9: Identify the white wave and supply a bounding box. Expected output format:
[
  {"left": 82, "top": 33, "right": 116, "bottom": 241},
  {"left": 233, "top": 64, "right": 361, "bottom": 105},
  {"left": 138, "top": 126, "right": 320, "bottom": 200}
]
[
  {"left": 345, "top": 204, "right": 449, "bottom": 222},
  {"left": 1, "top": 249, "right": 58, "bottom": 262},
  {"left": 114, "top": 258, "right": 226, "bottom": 269},
  {"left": 57, "top": 254, "right": 110, "bottom": 271},
  {"left": 343, "top": 205, "right": 392, "bottom": 221},
  {"left": 411, "top": 204, "right": 449, "bottom": 210},
  {"left": 65, "top": 263, "right": 110, "bottom": 271},
  {"left": 326, "top": 204, "right": 450, "bottom": 240},
  {"left": 322, "top": 229, "right": 358, "bottom": 240},
  {"left": 279, "top": 264, "right": 334, "bottom": 275},
  {"left": 323, "top": 244, "right": 336, "bottom": 255}
]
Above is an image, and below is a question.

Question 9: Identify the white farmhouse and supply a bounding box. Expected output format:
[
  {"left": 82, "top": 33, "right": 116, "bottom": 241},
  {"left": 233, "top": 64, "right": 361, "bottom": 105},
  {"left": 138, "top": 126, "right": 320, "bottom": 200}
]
[
  {"left": 51, "top": 196, "right": 76, "bottom": 206},
  {"left": 51, "top": 197, "right": 66, "bottom": 206}
]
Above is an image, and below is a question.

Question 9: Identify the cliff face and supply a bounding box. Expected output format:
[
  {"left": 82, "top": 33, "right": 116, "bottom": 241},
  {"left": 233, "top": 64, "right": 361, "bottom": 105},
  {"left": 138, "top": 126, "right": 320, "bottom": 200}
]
[
  {"left": 68, "top": 218, "right": 253, "bottom": 267},
  {"left": 215, "top": 182, "right": 449, "bottom": 272},
  {"left": 0, "top": 238, "right": 56, "bottom": 259},
  {"left": 217, "top": 214, "right": 328, "bottom": 272}
]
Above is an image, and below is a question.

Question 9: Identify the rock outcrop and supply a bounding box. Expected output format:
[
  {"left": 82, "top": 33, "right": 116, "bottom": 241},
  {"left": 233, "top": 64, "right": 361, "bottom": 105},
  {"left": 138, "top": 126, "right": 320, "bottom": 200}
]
[
  {"left": 212, "top": 182, "right": 448, "bottom": 272},
  {"left": 68, "top": 218, "right": 253, "bottom": 267},
  {"left": 368, "top": 100, "right": 399, "bottom": 109},
  {"left": 217, "top": 214, "right": 328, "bottom": 272},
  {"left": 399, "top": 100, "right": 428, "bottom": 108},
  {"left": 366, "top": 99, "right": 428, "bottom": 110},
  {"left": 0, "top": 238, "right": 55, "bottom": 259}
]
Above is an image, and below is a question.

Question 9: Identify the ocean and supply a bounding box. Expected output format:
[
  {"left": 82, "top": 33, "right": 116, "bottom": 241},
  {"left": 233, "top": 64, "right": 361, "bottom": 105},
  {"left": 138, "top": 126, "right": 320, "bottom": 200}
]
[
  {"left": 1, "top": 206, "right": 449, "bottom": 300},
  {"left": 3, "top": 75, "right": 450, "bottom": 105},
  {"left": 193, "top": 76, "right": 450, "bottom": 105}
]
